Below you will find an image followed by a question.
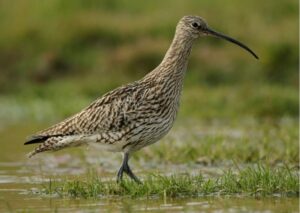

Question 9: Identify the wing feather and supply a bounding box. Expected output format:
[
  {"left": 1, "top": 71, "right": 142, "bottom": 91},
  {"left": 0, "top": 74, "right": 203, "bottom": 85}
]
[{"left": 25, "top": 81, "right": 150, "bottom": 144}]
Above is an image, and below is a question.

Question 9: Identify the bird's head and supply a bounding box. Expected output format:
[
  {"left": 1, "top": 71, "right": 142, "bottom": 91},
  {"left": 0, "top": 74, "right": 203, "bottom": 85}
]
[{"left": 177, "top": 15, "right": 258, "bottom": 59}]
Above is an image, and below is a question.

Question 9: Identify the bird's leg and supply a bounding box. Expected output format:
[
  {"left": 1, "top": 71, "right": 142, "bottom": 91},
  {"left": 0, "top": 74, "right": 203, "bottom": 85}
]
[
  {"left": 116, "top": 153, "right": 127, "bottom": 183},
  {"left": 116, "top": 165, "right": 124, "bottom": 183},
  {"left": 117, "top": 152, "right": 141, "bottom": 184}
]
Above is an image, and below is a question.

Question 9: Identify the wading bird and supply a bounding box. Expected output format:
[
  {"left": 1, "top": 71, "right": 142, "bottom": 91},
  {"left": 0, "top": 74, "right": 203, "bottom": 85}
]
[{"left": 25, "top": 16, "right": 258, "bottom": 183}]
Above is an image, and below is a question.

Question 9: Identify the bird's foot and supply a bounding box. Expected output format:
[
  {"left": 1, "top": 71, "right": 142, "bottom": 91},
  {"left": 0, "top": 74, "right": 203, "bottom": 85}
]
[
  {"left": 116, "top": 156, "right": 142, "bottom": 184},
  {"left": 123, "top": 164, "right": 142, "bottom": 184}
]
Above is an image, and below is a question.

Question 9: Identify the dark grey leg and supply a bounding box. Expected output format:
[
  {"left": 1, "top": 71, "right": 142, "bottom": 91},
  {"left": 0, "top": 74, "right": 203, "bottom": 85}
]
[
  {"left": 117, "top": 153, "right": 141, "bottom": 184},
  {"left": 117, "top": 165, "right": 124, "bottom": 183}
]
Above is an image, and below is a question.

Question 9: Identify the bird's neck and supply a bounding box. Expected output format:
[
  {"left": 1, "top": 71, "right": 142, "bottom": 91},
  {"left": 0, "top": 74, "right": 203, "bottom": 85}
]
[
  {"left": 144, "top": 33, "right": 194, "bottom": 83},
  {"left": 141, "top": 32, "right": 195, "bottom": 118},
  {"left": 161, "top": 34, "right": 194, "bottom": 72}
]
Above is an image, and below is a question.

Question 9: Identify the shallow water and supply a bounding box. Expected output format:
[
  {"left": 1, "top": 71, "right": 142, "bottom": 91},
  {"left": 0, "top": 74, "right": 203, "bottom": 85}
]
[
  {"left": 1, "top": 191, "right": 298, "bottom": 212},
  {"left": 0, "top": 123, "right": 298, "bottom": 212}
]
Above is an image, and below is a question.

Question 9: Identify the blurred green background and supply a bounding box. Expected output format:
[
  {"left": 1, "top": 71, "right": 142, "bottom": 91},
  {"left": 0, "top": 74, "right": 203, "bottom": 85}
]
[
  {"left": 0, "top": 0, "right": 298, "bottom": 124},
  {"left": 0, "top": 3, "right": 298, "bottom": 211}
]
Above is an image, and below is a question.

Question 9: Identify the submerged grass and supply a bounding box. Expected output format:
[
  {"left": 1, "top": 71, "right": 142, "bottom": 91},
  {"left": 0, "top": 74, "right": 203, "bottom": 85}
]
[{"left": 43, "top": 165, "right": 299, "bottom": 199}]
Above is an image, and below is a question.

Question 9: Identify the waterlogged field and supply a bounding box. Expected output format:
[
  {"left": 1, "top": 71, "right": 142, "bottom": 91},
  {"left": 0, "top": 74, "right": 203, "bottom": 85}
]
[
  {"left": 0, "top": 109, "right": 298, "bottom": 212},
  {"left": 0, "top": 0, "right": 299, "bottom": 212}
]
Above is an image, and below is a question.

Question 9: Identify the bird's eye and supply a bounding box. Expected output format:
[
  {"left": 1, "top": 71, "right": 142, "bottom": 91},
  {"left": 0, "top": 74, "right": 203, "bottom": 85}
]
[{"left": 192, "top": 22, "right": 199, "bottom": 28}]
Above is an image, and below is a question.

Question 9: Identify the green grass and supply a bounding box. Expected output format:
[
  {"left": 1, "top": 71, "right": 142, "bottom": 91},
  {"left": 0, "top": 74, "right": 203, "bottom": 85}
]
[
  {"left": 42, "top": 165, "right": 299, "bottom": 198},
  {"left": 138, "top": 117, "right": 298, "bottom": 165},
  {"left": 0, "top": 0, "right": 298, "bottom": 93}
]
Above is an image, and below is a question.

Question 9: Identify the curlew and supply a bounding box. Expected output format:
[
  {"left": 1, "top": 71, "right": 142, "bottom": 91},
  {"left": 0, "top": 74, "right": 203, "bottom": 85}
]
[{"left": 25, "top": 16, "right": 258, "bottom": 183}]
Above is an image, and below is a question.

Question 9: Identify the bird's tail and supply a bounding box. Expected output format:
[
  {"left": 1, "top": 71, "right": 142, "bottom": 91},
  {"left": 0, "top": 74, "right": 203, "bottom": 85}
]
[
  {"left": 26, "top": 135, "right": 85, "bottom": 158},
  {"left": 27, "top": 137, "right": 63, "bottom": 158}
]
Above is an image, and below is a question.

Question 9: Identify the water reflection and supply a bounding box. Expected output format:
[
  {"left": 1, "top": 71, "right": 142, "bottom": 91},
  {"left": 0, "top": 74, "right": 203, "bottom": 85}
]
[{"left": 1, "top": 191, "right": 298, "bottom": 213}]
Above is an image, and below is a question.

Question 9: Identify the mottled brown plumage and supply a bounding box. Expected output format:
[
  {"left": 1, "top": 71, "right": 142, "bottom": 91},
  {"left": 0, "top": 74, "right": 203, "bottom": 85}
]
[{"left": 25, "top": 16, "right": 258, "bottom": 183}]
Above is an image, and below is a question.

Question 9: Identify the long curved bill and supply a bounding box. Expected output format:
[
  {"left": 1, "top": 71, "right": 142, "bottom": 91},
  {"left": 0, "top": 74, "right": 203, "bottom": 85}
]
[{"left": 205, "top": 28, "right": 259, "bottom": 59}]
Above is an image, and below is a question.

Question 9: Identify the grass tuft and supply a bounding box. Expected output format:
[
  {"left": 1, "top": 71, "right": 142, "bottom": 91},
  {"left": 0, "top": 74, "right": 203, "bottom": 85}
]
[{"left": 42, "top": 165, "right": 299, "bottom": 198}]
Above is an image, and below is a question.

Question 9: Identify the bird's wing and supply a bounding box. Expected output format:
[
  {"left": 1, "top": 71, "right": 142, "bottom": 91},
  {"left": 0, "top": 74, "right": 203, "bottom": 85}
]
[{"left": 24, "top": 81, "right": 153, "bottom": 144}]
